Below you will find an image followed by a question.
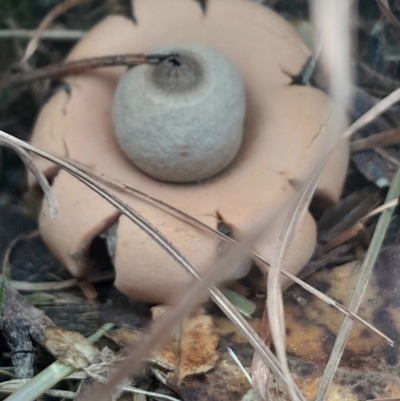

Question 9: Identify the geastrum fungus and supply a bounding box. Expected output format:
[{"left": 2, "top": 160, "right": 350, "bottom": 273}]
[{"left": 29, "top": 0, "right": 349, "bottom": 304}]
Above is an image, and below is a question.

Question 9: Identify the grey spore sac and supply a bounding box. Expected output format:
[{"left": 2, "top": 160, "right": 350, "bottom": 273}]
[{"left": 112, "top": 43, "right": 246, "bottom": 183}]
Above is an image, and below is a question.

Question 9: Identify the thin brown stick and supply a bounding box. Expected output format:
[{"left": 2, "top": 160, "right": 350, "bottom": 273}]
[
  {"left": 22, "top": 0, "right": 90, "bottom": 62},
  {"left": 375, "top": 147, "right": 400, "bottom": 166},
  {"left": 322, "top": 222, "right": 364, "bottom": 253},
  {"left": 351, "top": 127, "right": 400, "bottom": 152},
  {"left": 1, "top": 53, "right": 178, "bottom": 90}
]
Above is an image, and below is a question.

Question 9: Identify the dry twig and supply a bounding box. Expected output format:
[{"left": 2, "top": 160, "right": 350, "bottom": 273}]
[
  {"left": 351, "top": 127, "right": 400, "bottom": 152},
  {"left": 1, "top": 53, "right": 178, "bottom": 90}
]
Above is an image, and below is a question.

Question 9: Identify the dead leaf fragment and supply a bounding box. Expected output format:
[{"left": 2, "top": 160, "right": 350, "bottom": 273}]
[
  {"left": 44, "top": 326, "right": 100, "bottom": 369},
  {"left": 151, "top": 306, "right": 219, "bottom": 385}
]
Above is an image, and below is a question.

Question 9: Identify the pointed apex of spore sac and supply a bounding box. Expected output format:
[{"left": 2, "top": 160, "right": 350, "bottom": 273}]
[{"left": 150, "top": 52, "right": 204, "bottom": 94}]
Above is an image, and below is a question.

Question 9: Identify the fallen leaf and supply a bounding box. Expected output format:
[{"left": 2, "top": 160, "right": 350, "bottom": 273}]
[
  {"left": 179, "top": 316, "right": 259, "bottom": 401},
  {"left": 151, "top": 306, "right": 219, "bottom": 385},
  {"left": 44, "top": 326, "right": 99, "bottom": 369}
]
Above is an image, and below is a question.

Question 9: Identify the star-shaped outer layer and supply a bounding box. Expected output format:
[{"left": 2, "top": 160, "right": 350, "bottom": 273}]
[{"left": 29, "top": 0, "right": 349, "bottom": 304}]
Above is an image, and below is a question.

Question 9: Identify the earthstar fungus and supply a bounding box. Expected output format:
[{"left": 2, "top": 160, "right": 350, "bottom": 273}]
[{"left": 29, "top": 0, "right": 349, "bottom": 304}]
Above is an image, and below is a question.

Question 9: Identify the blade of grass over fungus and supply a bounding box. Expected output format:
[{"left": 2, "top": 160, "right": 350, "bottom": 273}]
[
  {"left": 0, "top": 128, "right": 393, "bottom": 395},
  {"left": 0, "top": 130, "right": 303, "bottom": 400},
  {"left": 4, "top": 323, "right": 114, "bottom": 401},
  {"left": 267, "top": 0, "right": 353, "bottom": 395},
  {"left": 315, "top": 166, "right": 400, "bottom": 400},
  {"left": 0, "top": 130, "right": 393, "bottom": 349},
  {"left": 267, "top": 174, "right": 319, "bottom": 401},
  {"left": 22, "top": 145, "right": 391, "bottom": 347},
  {"left": 0, "top": 132, "right": 371, "bottom": 329},
  {"left": 310, "top": 0, "right": 353, "bottom": 108},
  {"left": 60, "top": 157, "right": 393, "bottom": 344},
  {"left": 68, "top": 172, "right": 306, "bottom": 401},
  {"left": 0, "top": 129, "right": 395, "bottom": 401},
  {"left": 82, "top": 244, "right": 305, "bottom": 401}
]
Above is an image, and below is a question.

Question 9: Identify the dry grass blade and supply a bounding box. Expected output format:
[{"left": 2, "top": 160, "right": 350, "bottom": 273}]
[
  {"left": 315, "top": 165, "right": 400, "bottom": 401},
  {"left": 376, "top": 147, "right": 400, "bottom": 167},
  {"left": 344, "top": 86, "right": 400, "bottom": 139},
  {"left": 311, "top": 1, "right": 353, "bottom": 105},
  {"left": 267, "top": 173, "right": 320, "bottom": 401},
  {"left": 0, "top": 29, "right": 85, "bottom": 40},
  {"left": 65, "top": 158, "right": 392, "bottom": 344},
  {"left": 266, "top": 0, "right": 353, "bottom": 397},
  {"left": 2, "top": 231, "right": 40, "bottom": 279},
  {"left": 0, "top": 138, "right": 57, "bottom": 217},
  {"left": 64, "top": 179, "right": 306, "bottom": 401},
  {"left": 22, "top": 0, "right": 90, "bottom": 62},
  {"left": 82, "top": 370, "right": 182, "bottom": 401},
  {"left": 361, "top": 198, "right": 398, "bottom": 220},
  {"left": 62, "top": 157, "right": 393, "bottom": 344},
  {"left": 376, "top": 0, "right": 400, "bottom": 28},
  {"left": 227, "top": 347, "right": 253, "bottom": 385},
  {"left": 271, "top": 73, "right": 400, "bottom": 401},
  {"left": 351, "top": 127, "right": 400, "bottom": 152},
  {"left": 59, "top": 156, "right": 266, "bottom": 264},
  {"left": 0, "top": 129, "right": 303, "bottom": 400}
]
